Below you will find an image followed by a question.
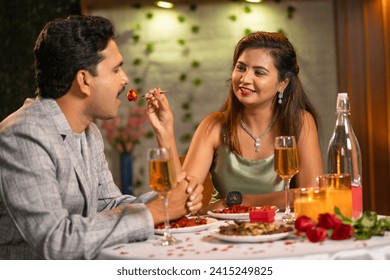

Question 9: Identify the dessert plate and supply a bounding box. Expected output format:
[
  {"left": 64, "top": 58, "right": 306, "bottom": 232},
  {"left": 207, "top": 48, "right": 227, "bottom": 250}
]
[
  {"left": 211, "top": 230, "right": 291, "bottom": 243},
  {"left": 155, "top": 217, "right": 218, "bottom": 235}
]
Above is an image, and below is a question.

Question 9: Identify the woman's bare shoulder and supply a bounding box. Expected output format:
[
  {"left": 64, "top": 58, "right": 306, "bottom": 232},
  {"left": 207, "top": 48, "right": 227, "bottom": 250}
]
[
  {"left": 193, "top": 112, "right": 224, "bottom": 146},
  {"left": 198, "top": 112, "right": 223, "bottom": 131}
]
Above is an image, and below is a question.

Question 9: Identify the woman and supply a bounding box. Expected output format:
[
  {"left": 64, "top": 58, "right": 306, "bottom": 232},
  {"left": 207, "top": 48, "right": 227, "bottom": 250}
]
[{"left": 146, "top": 31, "right": 324, "bottom": 213}]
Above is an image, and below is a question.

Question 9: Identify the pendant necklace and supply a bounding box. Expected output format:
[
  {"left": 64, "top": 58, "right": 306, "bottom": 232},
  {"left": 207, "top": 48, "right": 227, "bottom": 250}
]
[{"left": 240, "top": 115, "right": 277, "bottom": 153}]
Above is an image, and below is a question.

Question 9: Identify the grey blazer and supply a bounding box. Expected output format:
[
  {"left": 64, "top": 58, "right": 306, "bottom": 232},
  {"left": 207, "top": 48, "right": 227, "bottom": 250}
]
[{"left": 0, "top": 97, "right": 157, "bottom": 259}]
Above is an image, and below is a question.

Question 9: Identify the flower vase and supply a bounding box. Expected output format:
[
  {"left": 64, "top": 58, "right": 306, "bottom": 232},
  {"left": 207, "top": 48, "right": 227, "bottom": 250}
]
[{"left": 120, "top": 152, "right": 133, "bottom": 195}]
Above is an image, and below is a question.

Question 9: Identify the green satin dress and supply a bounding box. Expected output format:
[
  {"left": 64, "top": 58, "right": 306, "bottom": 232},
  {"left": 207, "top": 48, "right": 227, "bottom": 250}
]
[{"left": 209, "top": 145, "right": 284, "bottom": 200}]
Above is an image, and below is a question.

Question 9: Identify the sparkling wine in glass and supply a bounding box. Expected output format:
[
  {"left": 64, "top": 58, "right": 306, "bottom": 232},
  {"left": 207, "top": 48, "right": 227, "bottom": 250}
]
[
  {"left": 147, "top": 147, "right": 181, "bottom": 246},
  {"left": 274, "top": 136, "right": 299, "bottom": 223}
]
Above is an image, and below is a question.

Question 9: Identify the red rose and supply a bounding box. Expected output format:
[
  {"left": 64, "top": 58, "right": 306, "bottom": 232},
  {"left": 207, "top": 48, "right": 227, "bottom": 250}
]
[
  {"left": 317, "top": 213, "right": 342, "bottom": 229},
  {"left": 331, "top": 223, "right": 354, "bottom": 240},
  {"left": 295, "top": 216, "right": 316, "bottom": 232},
  {"left": 306, "top": 227, "right": 328, "bottom": 242}
]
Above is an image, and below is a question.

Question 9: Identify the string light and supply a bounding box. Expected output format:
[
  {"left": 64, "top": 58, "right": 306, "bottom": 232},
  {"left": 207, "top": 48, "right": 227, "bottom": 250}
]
[
  {"left": 245, "top": 0, "right": 262, "bottom": 3},
  {"left": 155, "top": 1, "right": 174, "bottom": 9}
]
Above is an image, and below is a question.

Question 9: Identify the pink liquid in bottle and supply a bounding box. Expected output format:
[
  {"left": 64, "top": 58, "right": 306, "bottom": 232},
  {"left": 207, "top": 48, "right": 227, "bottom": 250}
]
[{"left": 352, "top": 184, "right": 362, "bottom": 219}]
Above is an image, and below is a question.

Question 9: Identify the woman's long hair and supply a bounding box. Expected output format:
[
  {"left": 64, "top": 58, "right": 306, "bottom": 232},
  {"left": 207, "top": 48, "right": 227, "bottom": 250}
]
[{"left": 210, "top": 31, "right": 320, "bottom": 155}]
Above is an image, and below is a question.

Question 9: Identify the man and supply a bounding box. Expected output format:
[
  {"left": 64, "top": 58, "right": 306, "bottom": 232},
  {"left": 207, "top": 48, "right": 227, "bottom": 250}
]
[{"left": 0, "top": 15, "right": 202, "bottom": 259}]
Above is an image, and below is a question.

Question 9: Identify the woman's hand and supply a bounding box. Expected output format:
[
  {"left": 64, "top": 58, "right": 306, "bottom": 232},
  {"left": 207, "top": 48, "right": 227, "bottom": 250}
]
[
  {"left": 145, "top": 87, "right": 182, "bottom": 174},
  {"left": 146, "top": 87, "right": 174, "bottom": 135},
  {"left": 182, "top": 175, "right": 204, "bottom": 214}
]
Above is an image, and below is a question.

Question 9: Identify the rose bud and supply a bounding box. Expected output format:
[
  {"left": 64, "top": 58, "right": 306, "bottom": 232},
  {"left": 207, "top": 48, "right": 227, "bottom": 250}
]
[
  {"left": 317, "top": 213, "right": 342, "bottom": 229},
  {"left": 331, "top": 223, "right": 354, "bottom": 240},
  {"left": 295, "top": 216, "right": 316, "bottom": 232},
  {"left": 127, "top": 88, "right": 138, "bottom": 102},
  {"left": 306, "top": 227, "right": 328, "bottom": 242}
]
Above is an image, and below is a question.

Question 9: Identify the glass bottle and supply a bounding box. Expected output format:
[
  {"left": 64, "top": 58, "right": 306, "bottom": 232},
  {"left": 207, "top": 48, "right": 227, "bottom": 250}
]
[{"left": 327, "top": 92, "right": 363, "bottom": 219}]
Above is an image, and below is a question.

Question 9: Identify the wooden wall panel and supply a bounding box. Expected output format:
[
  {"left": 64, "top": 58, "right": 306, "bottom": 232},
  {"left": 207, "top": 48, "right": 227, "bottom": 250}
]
[{"left": 335, "top": 0, "right": 390, "bottom": 215}]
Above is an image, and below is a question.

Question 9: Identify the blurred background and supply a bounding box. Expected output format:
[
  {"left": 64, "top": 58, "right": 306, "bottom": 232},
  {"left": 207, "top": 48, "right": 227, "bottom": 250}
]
[{"left": 1, "top": 0, "right": 389, "bottom": 215}]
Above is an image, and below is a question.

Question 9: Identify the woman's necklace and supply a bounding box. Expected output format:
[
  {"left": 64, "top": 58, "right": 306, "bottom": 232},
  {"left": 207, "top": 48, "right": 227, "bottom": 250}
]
[{"left": 240, "top": 115, "right": 277, "bottom": 153}]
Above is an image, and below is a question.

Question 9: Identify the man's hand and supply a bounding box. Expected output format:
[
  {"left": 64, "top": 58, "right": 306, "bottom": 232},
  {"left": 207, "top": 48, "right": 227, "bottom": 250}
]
[{"left": 147, "top": 175, "right": 204, "bottom": 225}]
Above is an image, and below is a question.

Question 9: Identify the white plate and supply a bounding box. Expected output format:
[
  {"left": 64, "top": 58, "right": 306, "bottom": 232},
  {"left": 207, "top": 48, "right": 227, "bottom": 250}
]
[
  {"left": 207, "top": 211, "right": 250, "bottom": 220},
  {"left": 154, "top": 217, "right": 218, "bottom": 235},
  {"left": 211, "top": 230, "right": 291, "bottom": 243},
  {"left": 207, "top": 207, "right": 279, "bottom": 221}
]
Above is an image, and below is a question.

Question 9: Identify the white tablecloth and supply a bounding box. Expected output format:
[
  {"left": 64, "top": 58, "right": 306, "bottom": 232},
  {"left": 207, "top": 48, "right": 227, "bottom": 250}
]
[{"left": 97, "top": 220, "right": 390, "bottom": 260}]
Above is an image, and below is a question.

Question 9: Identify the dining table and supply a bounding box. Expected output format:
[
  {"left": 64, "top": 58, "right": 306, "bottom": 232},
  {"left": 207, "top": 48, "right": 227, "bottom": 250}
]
[{"left": 96, "top": 213, "right": 390, "bottom": 260}]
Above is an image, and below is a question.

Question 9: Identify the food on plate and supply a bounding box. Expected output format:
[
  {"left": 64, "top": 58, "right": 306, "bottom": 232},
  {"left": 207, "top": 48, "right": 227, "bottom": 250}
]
[
  {"left": 249, "top": 208, "right": 276, "bottom": 223},
  {"left": 155, "top": 216, "right": 208, "bottom": 229},
  {"left": 218, "top": 221, "right": 293, "bottom": 236},
  {"left": 127, "top": 88, "right": 138, "bottom": 102},
  {"left": 213, "top": 204, "right": 276, "bottom": 214}
]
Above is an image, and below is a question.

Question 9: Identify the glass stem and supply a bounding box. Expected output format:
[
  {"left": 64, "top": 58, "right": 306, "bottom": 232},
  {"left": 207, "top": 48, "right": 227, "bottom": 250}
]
[
  {"left": 163, "top": 195, "right": 172, "bottom": 239},
  {"left": 284, "top": 178, "right": 291, "bottom": 214}
]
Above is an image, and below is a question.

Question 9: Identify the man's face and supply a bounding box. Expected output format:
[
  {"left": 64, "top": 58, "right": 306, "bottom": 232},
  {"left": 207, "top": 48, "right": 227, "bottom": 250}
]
[{"left": 86, "top": 39, "right": 129, "bottom": 120}]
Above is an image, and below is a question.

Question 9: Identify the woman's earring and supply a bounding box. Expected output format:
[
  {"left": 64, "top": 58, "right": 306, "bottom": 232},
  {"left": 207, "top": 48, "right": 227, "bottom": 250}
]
[{"left": 278, "top": 90, "right": 284, "bottom": 104}]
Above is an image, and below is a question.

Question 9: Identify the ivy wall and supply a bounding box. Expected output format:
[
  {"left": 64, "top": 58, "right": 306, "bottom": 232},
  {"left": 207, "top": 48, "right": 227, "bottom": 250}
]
[{"left": 90, "top": 0, "right": 338, "bottom": 195}]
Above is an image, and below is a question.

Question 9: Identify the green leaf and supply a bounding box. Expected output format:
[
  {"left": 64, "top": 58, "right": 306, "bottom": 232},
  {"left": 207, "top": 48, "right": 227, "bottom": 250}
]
[
  {"left": 244, "top": 6, "right": 252, "bottom": 13},
  {"left": 182, "top": 113, "right": 192, "bottom": 122},
  {"left": 287, "top": 6, "right": 296, "bottom": 19},
  {"left": 244, "top": 28, "right": 252, "bottom": 36},
  {"left": 132, "top": 58, "right": 142, "bottom": 66},
  {"left": 179, "top": 73, "right": 187, "bottom": 81},
  {"left": 191, "top": 60, "right": 200, "bottom": 68},
  {"left": 229, "top": 15, "right": 237, "bottom": 21},
  {"left": 178, "top": 15, "right": 185, "bottom": 23},
  {"left": 351, "top": 210, "right": 390, "bottom": 240},
  {"left": 132, "top": 34, "right": 140, "bottom": 43},
  {"left": 145, "top": 42, "right": 154, "bottom": 53},
  {"left": 334, "top": 207, "right": 352, "bottom": 224},
  {"left": 177, "top": 39, "right": 186, "bottom": 46},
  {"left": 180, "top": 133, "right": 191, "bottom": 142},
  {"left": 191, "top": 25, "right": 200, "bottom": 33},
  {"left": 359, "top": 211, "right": 378, "bottom": 228},
  {"left": 189, "top": 4, "right": 197, "bottom": 11},
  {"left": 193, "top": 79, "right": 202, "bottom": 86},
  {"left": 134, "top": 23, "right": 142, "bottom": 31},
  {"left": 146, "top": 131, "right": 155, "bottom": 138},
  {"left": 181, "top": 102, "right": 190, "bottom": 110},
  {"left": 146, "top": 12, "right": 153, "bottom": 20}
]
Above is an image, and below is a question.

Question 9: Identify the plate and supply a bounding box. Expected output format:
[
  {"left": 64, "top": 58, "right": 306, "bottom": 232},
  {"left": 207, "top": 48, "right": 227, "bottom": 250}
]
[
  {"left": 211, "top": 230, "right": 291, "bottom": 243},
  {"left": 154, "top": 217, "right": 218, "bottom": 235},
  {"left": 207, "top": 206, "right": 278, "bottom": 221},
  {"left": 207, "top": 211, "right": 250, "bottom": 220}
]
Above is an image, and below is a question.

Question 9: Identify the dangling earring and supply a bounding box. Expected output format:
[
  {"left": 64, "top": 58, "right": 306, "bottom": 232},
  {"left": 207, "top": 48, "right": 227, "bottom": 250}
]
[{"left": 278, "top": 89, "right": 284, "bottom": 104}]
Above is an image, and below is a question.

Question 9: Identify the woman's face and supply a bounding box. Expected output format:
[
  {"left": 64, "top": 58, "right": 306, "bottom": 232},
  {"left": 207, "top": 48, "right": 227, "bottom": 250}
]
[{"left": 232, "top": 48, "right": 286, "bottom": 108}]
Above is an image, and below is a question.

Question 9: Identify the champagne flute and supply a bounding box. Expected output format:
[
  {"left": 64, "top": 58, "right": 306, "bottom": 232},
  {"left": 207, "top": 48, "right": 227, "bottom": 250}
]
[
  {"left": 147, "top": 147, "right": 181, "bottom": 246},
  {"left": 274, "top": 136, "right": 299, "bottom": 223}
]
